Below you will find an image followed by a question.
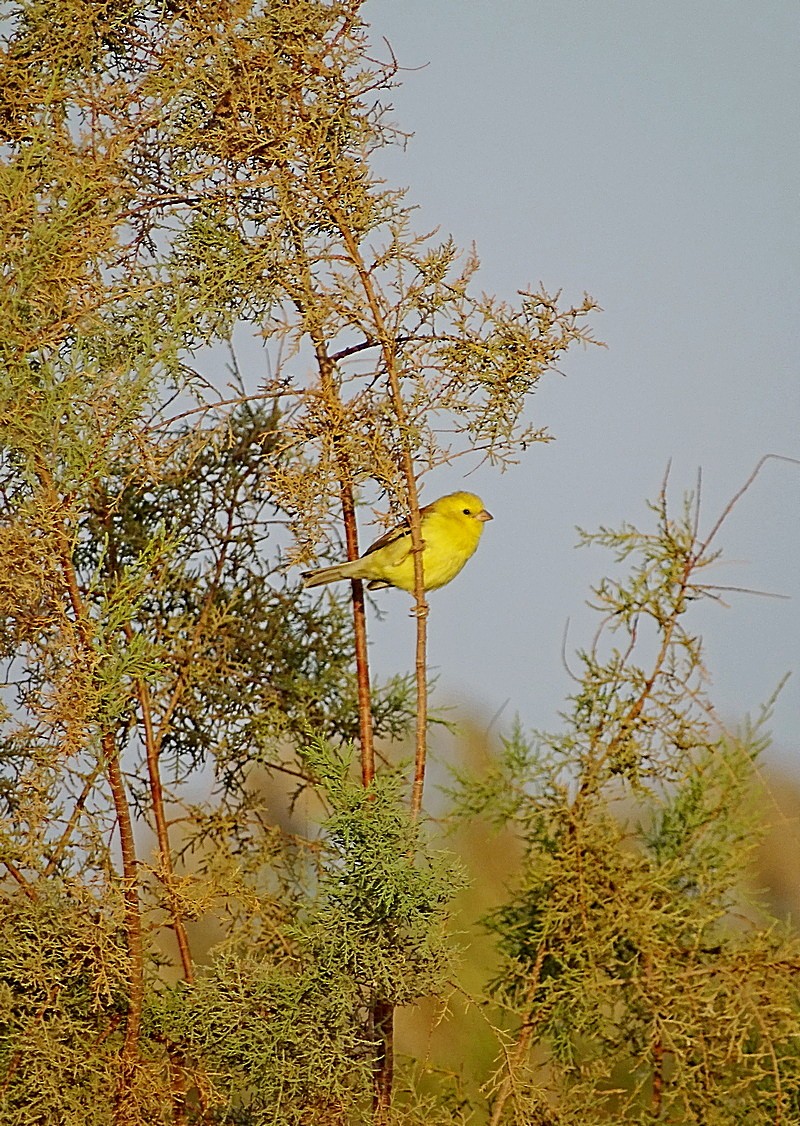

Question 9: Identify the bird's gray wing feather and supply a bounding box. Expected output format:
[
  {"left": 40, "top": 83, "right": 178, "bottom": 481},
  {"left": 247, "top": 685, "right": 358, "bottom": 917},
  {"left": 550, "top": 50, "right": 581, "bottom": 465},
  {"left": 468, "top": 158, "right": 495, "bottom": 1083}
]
[
  {"left": 361, "top": 517, "right": 412, "bottom": 557},
  {"left": 362, "top": 500, "right": 434, "bottom": 558}
]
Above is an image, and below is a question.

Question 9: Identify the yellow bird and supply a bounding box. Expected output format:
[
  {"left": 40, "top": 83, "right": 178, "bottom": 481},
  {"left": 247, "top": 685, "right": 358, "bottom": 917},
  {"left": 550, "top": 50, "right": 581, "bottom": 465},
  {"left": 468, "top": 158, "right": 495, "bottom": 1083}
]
[{"left": 302, "top": 491, "right": 493, "bottom": 593}]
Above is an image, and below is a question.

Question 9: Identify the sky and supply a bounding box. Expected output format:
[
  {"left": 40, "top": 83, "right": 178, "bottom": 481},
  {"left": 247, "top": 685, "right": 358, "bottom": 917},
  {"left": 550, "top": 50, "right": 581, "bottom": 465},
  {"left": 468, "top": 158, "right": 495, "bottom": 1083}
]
[{"left": 358, "top": 0, "right": 800, "bottom": 766}]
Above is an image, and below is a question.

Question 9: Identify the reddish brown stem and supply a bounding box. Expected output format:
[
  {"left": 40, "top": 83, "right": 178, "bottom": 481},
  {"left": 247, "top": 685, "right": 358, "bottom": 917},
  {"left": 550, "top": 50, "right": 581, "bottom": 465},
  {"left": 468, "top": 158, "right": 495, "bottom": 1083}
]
[
  {"left": 310, "top": 333, "right": 376, "bottom": 784},
  {"left": 408, "top": 598, "right": 429, "bottom": 817},
  {"left": 41, "top": 478, "right": 145, "bottom": 1111},
  {"left": 276, "top": 178, "right": 376, "bottom": 785},
  {"left": 337, "top": 481, "right": 374, "bottom": 786},
  {"left": 308, "top": 338, "right": 389, "bottom": 1124},
  {"left": 104, "top": 732, "right": 145, "bottom": 1120},
  {"left": 351, "top": 576, "right": 375, "bottom": 787},
  {"left": 2, "top": 861, "right": 37, "bottom": 900},
  {"left": 652, "top": 1033, "right": 664, "bottom": 1117},
  {"left": 135, "top": 673, "right": 194, "bottom": 982},
  {"left": 331, "top": 217, "right": 429, "bottom": 817},
  {"left": 371, "top": 998, "right": 394, "bottom": 1124},
  {"left": 642, "top": 951, "right": 664, "bottom": 1117},
  {"left": 325, "top": 213, "right": 427, "bottom": 1124},
  {"left": 99, "top": 493, "right": 194, "bottom": 983}
]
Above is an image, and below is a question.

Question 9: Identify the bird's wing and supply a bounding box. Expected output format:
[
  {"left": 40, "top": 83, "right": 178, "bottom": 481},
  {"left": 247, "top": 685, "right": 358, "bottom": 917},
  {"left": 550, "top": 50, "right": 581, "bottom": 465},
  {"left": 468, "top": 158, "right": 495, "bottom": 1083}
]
[
  {"left": 361, "top": 500, "right": 434, "bottom": 560},
  {"left": 362, "top": 516, "right": 412, "bottom": 558}
]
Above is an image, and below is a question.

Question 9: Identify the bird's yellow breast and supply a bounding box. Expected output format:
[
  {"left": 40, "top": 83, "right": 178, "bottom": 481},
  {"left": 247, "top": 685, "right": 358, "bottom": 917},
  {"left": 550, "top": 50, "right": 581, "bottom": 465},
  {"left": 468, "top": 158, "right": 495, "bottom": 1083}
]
[{"left": 368, "top": 500, "right": 486, "bottom": 592}]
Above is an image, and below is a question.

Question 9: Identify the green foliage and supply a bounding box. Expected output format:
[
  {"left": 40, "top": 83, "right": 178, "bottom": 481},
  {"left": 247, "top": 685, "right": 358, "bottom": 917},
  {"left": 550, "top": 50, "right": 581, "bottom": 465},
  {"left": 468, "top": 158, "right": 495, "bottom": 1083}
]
[
  {"left": 154, "top": 958, "right": 371, "bottom": 1125},
  {"left": 455, "top": 484, "right": 800, "bottom": 1124},
  {"left": 299, "top": 740, "right": 464, "bottom": 1003},
  {"left": 0, "top": 886, "right": 145, "bottom": 1126},
  {"left": 148, "top": 744, "right": 462, "bottom": 1125}
]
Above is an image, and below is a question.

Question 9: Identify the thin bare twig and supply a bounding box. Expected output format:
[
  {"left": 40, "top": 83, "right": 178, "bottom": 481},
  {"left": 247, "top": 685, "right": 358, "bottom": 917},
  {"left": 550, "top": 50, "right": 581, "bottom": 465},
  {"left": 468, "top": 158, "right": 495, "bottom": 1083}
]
[{"left": 697, "top": 454, "right": 800, "bottom": 558}]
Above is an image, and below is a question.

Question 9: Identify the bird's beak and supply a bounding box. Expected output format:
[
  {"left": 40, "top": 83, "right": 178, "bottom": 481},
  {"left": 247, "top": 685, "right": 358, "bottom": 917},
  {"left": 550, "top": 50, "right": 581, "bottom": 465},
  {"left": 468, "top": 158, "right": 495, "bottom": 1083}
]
[{"left": 478, "top": 509, "right": 493, "bottom": 522}]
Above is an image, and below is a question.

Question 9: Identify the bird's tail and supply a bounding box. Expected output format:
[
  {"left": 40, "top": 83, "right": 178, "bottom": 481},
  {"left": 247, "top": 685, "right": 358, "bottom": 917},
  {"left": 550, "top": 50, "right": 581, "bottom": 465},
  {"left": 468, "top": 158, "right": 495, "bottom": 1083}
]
[{"left": 301, "top": 559, "right": 363, "bottom": 588}]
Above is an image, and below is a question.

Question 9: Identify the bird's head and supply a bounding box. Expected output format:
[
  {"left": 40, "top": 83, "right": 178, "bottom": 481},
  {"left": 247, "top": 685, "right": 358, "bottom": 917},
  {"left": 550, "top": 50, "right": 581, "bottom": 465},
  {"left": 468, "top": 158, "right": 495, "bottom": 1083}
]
[{"left": 433, "top": 491, "right": 493, "bottom": 523}]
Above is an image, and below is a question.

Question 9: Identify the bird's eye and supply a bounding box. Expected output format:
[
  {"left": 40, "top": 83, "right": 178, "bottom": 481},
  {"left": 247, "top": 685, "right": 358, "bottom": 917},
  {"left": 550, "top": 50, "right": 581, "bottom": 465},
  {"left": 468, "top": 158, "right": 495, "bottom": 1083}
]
[{"left": 462, "top": 507, "right": 471, "bottom": 515}]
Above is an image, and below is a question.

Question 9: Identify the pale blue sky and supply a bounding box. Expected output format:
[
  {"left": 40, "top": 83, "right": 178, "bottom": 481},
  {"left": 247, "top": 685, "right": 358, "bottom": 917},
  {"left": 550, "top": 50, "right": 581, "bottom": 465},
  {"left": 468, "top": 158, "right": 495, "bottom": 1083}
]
[{"left": 361, "top": 1, "right": 800, "bottom": 764}]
